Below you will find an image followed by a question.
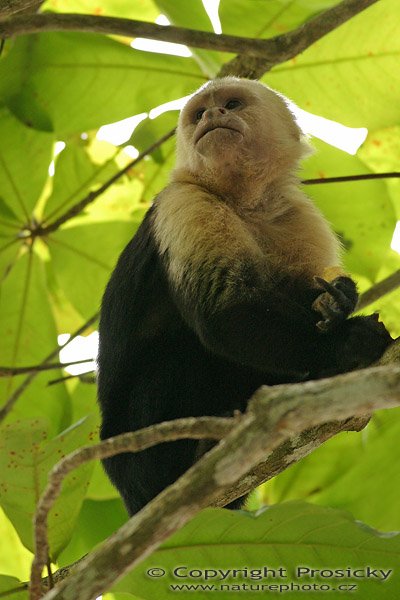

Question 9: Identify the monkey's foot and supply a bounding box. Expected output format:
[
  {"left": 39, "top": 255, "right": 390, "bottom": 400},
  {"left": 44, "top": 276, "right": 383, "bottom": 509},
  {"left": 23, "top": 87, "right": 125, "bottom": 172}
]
[{"left": 312, "top": 276, "right": 358, "bottom": 332}]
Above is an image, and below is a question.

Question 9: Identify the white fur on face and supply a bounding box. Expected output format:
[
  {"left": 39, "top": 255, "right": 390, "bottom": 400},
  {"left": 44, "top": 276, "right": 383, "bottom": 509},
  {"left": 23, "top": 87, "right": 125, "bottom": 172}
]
[{"left": 174, "top": 77, "right": 310, "bottom": 190}]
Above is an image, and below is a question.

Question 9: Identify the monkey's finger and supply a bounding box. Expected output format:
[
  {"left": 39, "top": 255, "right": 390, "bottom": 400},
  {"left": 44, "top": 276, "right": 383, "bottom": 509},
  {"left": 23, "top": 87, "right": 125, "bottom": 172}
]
[
  {"left": 315, "top": 298, "right": 343, "bottom": 322},
  {"left": 316, "top": 319, "right": 331, "bottom": 332},
  {"left": 313, "top": 276, "right": 345, "bottom": 303},
  {"left": 313, "top": 277, "right": 355, "bottom": 315}
]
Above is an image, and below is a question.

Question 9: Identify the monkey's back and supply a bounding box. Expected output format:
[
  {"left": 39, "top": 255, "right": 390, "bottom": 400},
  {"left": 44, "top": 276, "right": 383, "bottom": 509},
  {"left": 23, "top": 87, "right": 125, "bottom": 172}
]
[{"left": 97, "top": 205, "right": 265, "bottom": 514}]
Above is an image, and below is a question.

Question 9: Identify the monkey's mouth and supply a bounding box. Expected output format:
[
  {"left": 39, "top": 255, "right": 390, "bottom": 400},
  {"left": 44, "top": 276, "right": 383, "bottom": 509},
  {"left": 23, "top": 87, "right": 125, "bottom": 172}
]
[{"left": 195, "top": 125, "right": 242, "bottom": 143}]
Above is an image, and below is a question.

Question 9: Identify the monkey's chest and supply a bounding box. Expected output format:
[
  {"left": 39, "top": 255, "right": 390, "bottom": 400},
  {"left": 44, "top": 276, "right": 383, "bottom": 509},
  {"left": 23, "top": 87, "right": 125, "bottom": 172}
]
[{"left": 246, "top": 218, "right": 332, "bottom": 281}]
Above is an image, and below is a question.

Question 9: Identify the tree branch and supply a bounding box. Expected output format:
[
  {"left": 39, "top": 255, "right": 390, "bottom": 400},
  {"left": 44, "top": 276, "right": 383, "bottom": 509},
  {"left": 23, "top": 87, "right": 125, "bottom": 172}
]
[
  {"left": 32, "top": 360, "right": 400, "bottom": 600},
  {"left": 357, "top": 270, "right": 400, "bottom": 311},
  {"left": 0, "top": 0, "right": 379, "bottom": 74},
  {"left": 34, "top": 414, "right": 369, "bottom": 593}
]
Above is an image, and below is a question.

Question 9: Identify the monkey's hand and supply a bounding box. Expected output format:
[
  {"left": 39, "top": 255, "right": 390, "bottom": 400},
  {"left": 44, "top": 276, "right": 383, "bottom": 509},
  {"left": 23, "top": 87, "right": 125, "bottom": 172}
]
[{"left": 312, "top": 276, "right": 358, "bottom": 332}]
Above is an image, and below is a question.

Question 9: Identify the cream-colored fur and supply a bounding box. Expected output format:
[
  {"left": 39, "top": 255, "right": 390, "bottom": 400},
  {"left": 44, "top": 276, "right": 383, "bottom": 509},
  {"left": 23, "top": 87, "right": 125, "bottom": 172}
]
[{"left": 153, "top": 78, "right": 342, "bottom": 306}]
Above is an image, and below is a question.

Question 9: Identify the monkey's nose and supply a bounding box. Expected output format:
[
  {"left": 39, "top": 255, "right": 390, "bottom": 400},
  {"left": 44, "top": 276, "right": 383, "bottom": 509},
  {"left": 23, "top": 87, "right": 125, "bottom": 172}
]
[{"left": 204, "top": 106, "right": 227, "bottom": 119}]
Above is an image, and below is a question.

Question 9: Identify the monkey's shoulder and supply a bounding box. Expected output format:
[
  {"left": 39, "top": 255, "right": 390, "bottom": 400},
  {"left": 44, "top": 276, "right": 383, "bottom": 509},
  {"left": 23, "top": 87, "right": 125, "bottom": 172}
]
[{"left": 152, "top": 183, "right": 264, "bottom": 265}]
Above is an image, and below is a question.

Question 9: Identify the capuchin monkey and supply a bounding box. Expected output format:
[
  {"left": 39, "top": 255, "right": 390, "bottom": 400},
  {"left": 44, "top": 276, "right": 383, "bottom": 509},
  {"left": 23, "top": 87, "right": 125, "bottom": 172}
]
[{"left": 98, "top": 77, "right": 393, "bottom": 516}]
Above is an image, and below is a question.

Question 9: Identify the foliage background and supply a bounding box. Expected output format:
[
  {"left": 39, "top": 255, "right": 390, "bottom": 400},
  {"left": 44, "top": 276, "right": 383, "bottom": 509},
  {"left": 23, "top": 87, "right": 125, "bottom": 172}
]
[{"left": 0, "top": 0, "right": 400, "bottom": 598}]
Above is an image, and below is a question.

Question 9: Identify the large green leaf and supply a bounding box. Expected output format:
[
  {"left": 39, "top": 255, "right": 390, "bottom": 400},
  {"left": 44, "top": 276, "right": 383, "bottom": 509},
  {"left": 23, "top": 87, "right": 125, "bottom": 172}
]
[
  {"left": 0, "top": 107, "right": 53, "bottom": 222},
  {"left": 263, "top": 408, "right": 400, "bottom": 530},
  {"left": 364, "top": 249, "right": 400, "bottom": 338},
  {"left": 43, "top": 143, "right": 119, "bottom": 222},
  {"left": 219, "top": 0, "right": 337, "bottom": 39},
  {"left": 0, "top": 252, "right": 53, "bottom": 365},
  {"left": 302, "top": 139, "right": 395, "bottom": 280},
  {"left": 155, "top": 0, "right": 224, "bottom": 77},
  {"left": 265, "top": 0, "right": 400, "bottom": 129},
  {"left": 139, "top": 139, "right": 176, "bottom": 203},
  {"left": 311, "top": 410, "right": 400, "bottom": 530},
  {"left": 87, "top": 462, "right": 119, "bottom": 501},
  {"left": 358, "top": 127, "right": 400, "bottom": 219},
  {"left": 0, "top": 576, "right": 26, "bottom": 600},
  {"left": 47, "top": 217, "right": 143, "bottom": 316},
  {"left": 0, "top": 33, "right": 205, "bottom": 137},
  {"left": 0, "top": 507, "right": 32, "bottom": 580},
  {"left": 0, "top": 416, "right": 96, "bottom": 557},
  {"left": 262, "top": 430, "right": 364, "bottom": 505},
  {"left": 0, "top": 250, "right": 71, "bottom": 433},
  {"left": 113, "top": 503, "right": 400, "bottom": 598},
  {"left": 58, "top": 498, "right": 127, "bottom": 567},
  {"left": 128, "top": 110, "right": 178, "bottom": 163}
]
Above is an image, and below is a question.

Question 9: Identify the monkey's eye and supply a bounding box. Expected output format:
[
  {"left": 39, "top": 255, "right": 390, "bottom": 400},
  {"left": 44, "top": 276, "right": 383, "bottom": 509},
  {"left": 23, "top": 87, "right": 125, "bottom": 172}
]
[
  {"left": 195, "top": 108, "right": 206, "bottom": 121},
  {"left": 225, "top": 99, "right": 242, "bottom": 110}
]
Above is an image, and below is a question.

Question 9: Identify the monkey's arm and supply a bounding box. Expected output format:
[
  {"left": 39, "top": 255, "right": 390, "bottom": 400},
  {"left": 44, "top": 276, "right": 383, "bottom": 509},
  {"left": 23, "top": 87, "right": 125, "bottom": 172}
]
[
  {"left": 154, "top": 191, "right": 392, "bottom": 379},
  {"left": 175, "top": 261, "right": 390, "bottom": 379}
]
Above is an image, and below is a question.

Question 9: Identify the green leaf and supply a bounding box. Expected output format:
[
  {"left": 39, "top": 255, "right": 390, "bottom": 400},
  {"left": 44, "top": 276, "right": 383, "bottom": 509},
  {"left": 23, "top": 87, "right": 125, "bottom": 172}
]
[
  {"left": 0, "top": 33, "right": 205, "bottom": 137},
  {"left": 0, "top": 415, "right": 96, "bottom": 558},
  {"left": 42, "top": 0, "right": 158, "bottom": 21},
  {"left": 364, "top": 249, "right": 400, "bottom": 338},
  {"left": 219, "top": 0, "right": 337, "bottom": 39},
  {"left": 263, "top": 407, "right": 400, "bottom": 531},
  {"left": 0, "top": 106, "right": 53, "bottom": 221},
  {"left": 0, "top": 250, "right": 71, "bottom": 433},
  {"left": 139, "top": 138, "right": 176, "bottom": 203},
  {"left": 128, "top": 110, "right": 178, "bottom": 164},
  {"left": 113, "top": 503, "right": 400, "bottom": 598},
  {"left": 302, "top": 139, "right": 396, "bottom": 280},
  {"left": 0, "top": 197, "right": 19, "bottom": 223},
  {"left": 0, "top": 507, "right": 32, "bottom": 580},
  {"left": 358, "top": 127, "right": 400, "bottom": 219},
  {"left": 311, "top": 411, "right": 400, "bottom": 531},
  {"left": 265, "top": 0, "right": 400, "bottom": 129},
  {"left": 43, "top": 143, "right": 118, "bottom": 222},
  {"left": 155, "top": 0, "right": 223, "bottom": 76},
  {"left": 48, "top": 217, "right": 143, "bottom": 316},
  {"left": 262, "top": 430, "right": 364, "bottom": 506},
  {"left": 0, "top": 575, "right": 27, "bottom": 600},
  {"left": 58, "top": 498, "right": 127, "bottom": 567},
  {"left": 87, "top": 462, "right": 119, "bottom": 501}
]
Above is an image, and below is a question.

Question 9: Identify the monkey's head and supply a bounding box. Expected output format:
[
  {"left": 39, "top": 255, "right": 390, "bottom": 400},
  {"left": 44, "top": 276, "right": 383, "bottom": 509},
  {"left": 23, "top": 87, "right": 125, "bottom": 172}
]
[{"left": 173, "top": 77, "right": 310, "bottom": 198}]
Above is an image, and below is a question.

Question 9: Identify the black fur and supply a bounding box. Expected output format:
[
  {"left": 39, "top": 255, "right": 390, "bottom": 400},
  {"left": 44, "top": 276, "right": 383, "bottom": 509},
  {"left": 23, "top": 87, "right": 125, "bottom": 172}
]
[{"left": 98, "top": 202, "right": 393, "bottom": 516}]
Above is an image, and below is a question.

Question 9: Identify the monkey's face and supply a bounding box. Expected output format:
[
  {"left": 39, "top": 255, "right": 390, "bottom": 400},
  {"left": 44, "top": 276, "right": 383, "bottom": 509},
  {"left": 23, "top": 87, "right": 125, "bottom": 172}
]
[{"left": 175, "top": 78, "right": 307, "bottom": 186}]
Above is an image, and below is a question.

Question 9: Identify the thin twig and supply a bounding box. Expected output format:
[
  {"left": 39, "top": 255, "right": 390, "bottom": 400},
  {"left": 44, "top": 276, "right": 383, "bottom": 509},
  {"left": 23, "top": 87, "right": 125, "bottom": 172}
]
[
  {"left": 46, "top": 559, "right": 54, "bottom": 590},
  {"left": 303, "top": 172, "right": 400, "bottom": 185},
  {"left": 47, "top": 372, "right": 95, "bottom": 386},
  {"left": 0, "top": 358, "right": 95, "bottom": 377}
]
